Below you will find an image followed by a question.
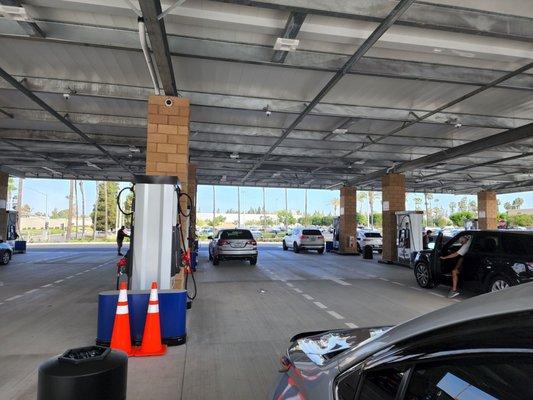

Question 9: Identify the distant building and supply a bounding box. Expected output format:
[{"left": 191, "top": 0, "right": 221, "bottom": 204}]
[{"left": 508, "top": 208, "right": 533, "bottom": 216}]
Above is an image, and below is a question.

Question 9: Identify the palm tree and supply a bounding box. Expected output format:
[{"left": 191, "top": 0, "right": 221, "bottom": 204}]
[
  {"left": 329, "top": 198, "right": 340, "bottom": 215},
  {"left": 368, "top": 191, "right": 380, "bottom": 227}
]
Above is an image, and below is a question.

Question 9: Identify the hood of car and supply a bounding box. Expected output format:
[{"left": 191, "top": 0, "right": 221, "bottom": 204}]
[{"left": 288, "top": 327, "right": 392, "bottom": 367}]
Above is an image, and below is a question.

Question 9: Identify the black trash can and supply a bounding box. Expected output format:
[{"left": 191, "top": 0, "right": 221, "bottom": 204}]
[
  {"left": 38, "top": 346, "right": 127, "bottom": 400},
  {"left": 363, "top": 245, "right": 373, "bottom": 260}
]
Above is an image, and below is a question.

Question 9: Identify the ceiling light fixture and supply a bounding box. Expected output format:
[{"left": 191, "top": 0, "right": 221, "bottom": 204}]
[
  {"left": 230, "top": 152, "right": 239, "bottom": 160},
  {"left": 42, "top": 166, "right": 60, "bottom": 175},
  {"left": 86, "top": 161, "right": 102, "bottom": 170},
  {"left": 332, "top": 128, "right": 348, "bottom": 135},
  {"left": 0, "top": 5, "right": 32, "bottom": 21},
  {"left": 273, "top": 37, "right": 299, "bottom": 52},
  {"left": 129, "top": 145, "right": 140, "bottom": 153}
]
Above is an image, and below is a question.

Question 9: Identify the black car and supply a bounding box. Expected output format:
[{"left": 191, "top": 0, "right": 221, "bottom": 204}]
[
  {"left": 271, "top": 283, "right": 533, "bottom": 400},
  {"left": 413, "top": 230, "right": 533, "bottom": 293}
]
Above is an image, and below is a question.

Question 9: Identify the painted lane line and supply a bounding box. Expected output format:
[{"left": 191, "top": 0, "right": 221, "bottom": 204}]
[
  {"left": 327, "top": 310, "right": 345, "bottom": 320},
  {"left": 41, "top": 284, "right": 53, "bottom": 288},
  {"left": 345, "top": 322, "right": 359, "bottom": 329},
  {"left": 54, "top": 279, "right": 64, "bottom": 283},
  {"left": 452, "top": 299, "right": 461, "bottom": 303},
  {"left": 5, "top": 295, "right": 23, "bottom": 302},
  {"left": 410, "top": 286, "right": 423, "bottom": 291},
  {"left": 75, "top": 272, "right": 83, "bottom": 276},
  {"left": 293, "top": 288, "right": 303, "bottom": 293},
  {"left": 302, "top": 294, "right": 314, "bottom": 301},
  {"left": 25, "top": 289, "right": 39, "bottom": 294},
  {"left": 429, "top": 292, "right": 445, "bottom": 298},
  {"left": 313, "top": 301, "right": 328, "bottom": 309},
  {"left": 329, "top": 278, "right": 351, "bottom": 286},
  {"left": 84, "top": 269, "right": 91, "bottom": 272},
  {"left": 286, "top": 282, "right": 294, "bottom": 287},
  {"left": 378, "top": 277, "right": 389, "bottom": 282},
  {"left": 65, "top": 276, "right": 74, "bottom": 279},
  {"left": 391, "top": 281, "right": 405, "bottom": 286}
]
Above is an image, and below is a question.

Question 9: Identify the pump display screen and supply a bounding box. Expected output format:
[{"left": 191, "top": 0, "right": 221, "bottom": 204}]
[{"left": 220, "top": 230, "right": 254, "bottom": 240}]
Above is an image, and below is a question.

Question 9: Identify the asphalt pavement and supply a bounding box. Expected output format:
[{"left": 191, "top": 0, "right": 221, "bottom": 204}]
[{"left": 0, "top": 243, "right": 466, "bottom": 400}]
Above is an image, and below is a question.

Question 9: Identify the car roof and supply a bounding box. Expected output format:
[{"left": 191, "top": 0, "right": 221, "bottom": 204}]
[{"left": 338, "top": 282, "right": 533, "bottom": 372}]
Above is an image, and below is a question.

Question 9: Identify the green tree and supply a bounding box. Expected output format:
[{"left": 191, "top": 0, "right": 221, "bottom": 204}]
[
  {"left": 328, "top": 198, "right": 340, "bottom": 215},
  {"left": 414, "top": 196, "right": 423, "bottom": 211},
  {"left": 449, "top": 211, "right": 475, "bottom": 227},
  {"left": 276, "top": 210, "right": 295, "bottom": 228},
  {"left": 371, "top": 213, "right": 382, "bottom": 228},
  {"left": 259, "top": 215, "right": 274, "bottom": 226},
  {"left": 90, "top": 182, "right": 119, "bottom": 231},
  {"left": 356, "top": 213, "right": 368, "bottom": 226},
  {"left": 449, "top": 202, "right": 457, "bottom": 215},
  {"left": 212, "top": 215, "right": 226, "bottom": 228},
  {"left": 512, "top": 197, "right": 524, "bottom": 210},
  {"left": 457, "top": 196, "right": 468, "bottom": 212},
  {"left": 20, "top": 204, "right": 31, "bottom": 217}
]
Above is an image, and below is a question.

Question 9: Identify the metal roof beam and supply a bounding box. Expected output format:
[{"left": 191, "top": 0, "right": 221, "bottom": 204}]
[
  {"left": 271, "top": 11, "right": 306, "bottom": 63},
  {"left": 0, "top": 66, "right": 133, "bottom": 175},
  {"left": 139, "top": 0, "right": 178, "bottom": 95},
  {"left": 0, "top": 0, "right": 45, "bottom": 38},
  {"left": 211, "top": 0, "right": 533, "bottom": 42},
  {"left": 3, "top": 31, "right": 533, "bottom": 90},
  {"left": 346, "top": 122, "right": 533, "bottom": 187}
]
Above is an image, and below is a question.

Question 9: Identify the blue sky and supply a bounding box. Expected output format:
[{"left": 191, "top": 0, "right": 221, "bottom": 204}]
[{"left": 15, "top": 178, "right": 533, "bottom": 216}]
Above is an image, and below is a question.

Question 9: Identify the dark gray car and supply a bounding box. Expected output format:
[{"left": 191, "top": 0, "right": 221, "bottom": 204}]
[{"left": 271, "top": 282, "right": 533, "bottom": 399}]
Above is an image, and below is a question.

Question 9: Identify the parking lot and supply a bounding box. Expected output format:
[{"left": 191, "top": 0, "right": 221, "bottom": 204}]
[{"left": 0, "top": 243, "right": 464, "bottom": 399}]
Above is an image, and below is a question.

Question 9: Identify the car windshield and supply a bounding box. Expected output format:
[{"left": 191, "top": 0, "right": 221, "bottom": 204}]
[
  {"left": 364, "top": 232, "right": 381, "bottom": 238},
  {"left": 220, "top": 230, "right": 253, "bottom": 240},
  {"left": 302, "top": 229, "right": 322, "bottom": 236}
]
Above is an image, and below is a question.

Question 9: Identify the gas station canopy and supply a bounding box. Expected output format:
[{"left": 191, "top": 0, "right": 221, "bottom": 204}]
[{"left": 0, "top": 0, "right": 532, "bottom": 193}]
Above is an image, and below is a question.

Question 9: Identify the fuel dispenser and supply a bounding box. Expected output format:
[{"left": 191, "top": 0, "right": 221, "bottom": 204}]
[
  {"left": 116, "top": 175, "right": 196, "bottom": 298},
  {"left": 396, "top": 211, "right": 423, "bottom": 267}
]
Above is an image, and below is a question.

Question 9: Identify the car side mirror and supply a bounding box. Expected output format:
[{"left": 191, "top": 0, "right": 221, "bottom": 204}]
[{"left": 207, "top": 236, "right": 213, "bottom": 240}]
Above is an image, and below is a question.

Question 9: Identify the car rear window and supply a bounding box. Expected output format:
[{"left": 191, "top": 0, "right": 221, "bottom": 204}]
[
  {"left": 302, "top": 229, "right": 322, "bottom": 236},
  {"left": 220, "top": 230, "right": 253, "bottom": 240},
  {"left": 364, "top": 232, "right": 381, "bottom": 238},
  {"left": 501, "top": 235, "right": 533, "bottom": 256}
]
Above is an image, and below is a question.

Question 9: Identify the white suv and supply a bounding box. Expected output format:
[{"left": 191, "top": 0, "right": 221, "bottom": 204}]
[
  {"left": 356, "top": 229, "right": 382, "bottom": 253},
  {"left": 283, "top": 228, "right": 325, "bottom": 254}
]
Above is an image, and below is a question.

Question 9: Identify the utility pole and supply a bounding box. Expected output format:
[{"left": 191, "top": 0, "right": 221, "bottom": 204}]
[
  {"left": 16, "top": 178, "right": 23, "bottom": 233},
  {"left": 304, "top": 189, "right": 308, "bottom": 225},
  {"left": 262, "top": 187, "right": 266, "bottom": 231},
  {"left": 212, "top": 185, "right": 216, "bottom": 231},
  {"left": 237, "top": 186, "right": 241, "bottom": 228},
  {"left": 74, "top": 180, "right": 79, "bottom": 239},
  {"left": 66, "top": 180, "right": 74, "bottom": 241},
  {"left": 79, "top": 181, "right": 85, "bottom": 239},
  {"left": 93, "top": 182, "right": 98, "bottom": 240},
  {"left": 104, "top": 181, "right": 108, "bottom": 237},
  {"left": 424, "top": 192, "right": 429, "bottom": 227}
]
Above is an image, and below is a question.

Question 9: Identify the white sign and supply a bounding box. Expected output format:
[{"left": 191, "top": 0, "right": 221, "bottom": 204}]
[
  {"left": 478, "top": 211, "right": 486, "bottom": 218},
  {"left": 383, "top": 201, "right": 389, "bottom": 211},
  {"left": 0, "top": 199, "right": 6, "bottom": 209},
  {"left": 340, "top": 206, "right": 344, "bottom": 215}
]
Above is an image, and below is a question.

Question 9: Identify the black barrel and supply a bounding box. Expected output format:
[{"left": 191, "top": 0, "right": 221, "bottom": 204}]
[
  {"left": 363, "top": 245, "right": 373, "bottom": 259},
  {"left": 38, "top": 346, "right": 127, "bottom": 400}
]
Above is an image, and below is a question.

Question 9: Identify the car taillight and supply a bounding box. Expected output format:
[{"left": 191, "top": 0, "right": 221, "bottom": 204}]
[
  {"left": 247, "top": 240, "right": 257, "bottom": 246},
  {"left": 218, "top": 239, "right": 229, "bottom": 246},
  {"left": 300, "top": 235, "right": 308, "bottom": 240}
]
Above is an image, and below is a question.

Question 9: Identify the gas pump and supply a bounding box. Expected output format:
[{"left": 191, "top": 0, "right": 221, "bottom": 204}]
[
  {"left": 332, "top": 217, "right": 340, "bottom": 251},
  {"left": 116, "top": 175, "right": 196, "bottom": 299},
  {"left": 396, "top": 211, "right": 423, "bottom": 267}
]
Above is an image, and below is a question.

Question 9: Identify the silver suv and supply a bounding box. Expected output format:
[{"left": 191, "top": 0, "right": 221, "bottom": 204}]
[{"left": 208, "top": 229, "right": 258, "bottom": 265}]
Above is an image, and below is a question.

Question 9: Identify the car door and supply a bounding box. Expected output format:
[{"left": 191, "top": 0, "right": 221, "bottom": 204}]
[
  {"left": 462, "top": 232, "right": 501, "bottom": 292},
  {"left": 429, "top": 232, "right": 444, "bottom": 284},
  {"left": 499, "top": 233, "right": 533, "bottom": 285},
  {"left": 401, "top": 353, "right": 533, "bottom": 400}
]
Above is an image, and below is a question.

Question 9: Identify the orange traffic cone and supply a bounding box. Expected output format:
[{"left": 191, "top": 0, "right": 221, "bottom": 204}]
[
  {"left": 134, "top": 281, "right": 167, "bottom": 356},
  {"left": 110, "top": 282, "right": 133, "bottom": 356}
]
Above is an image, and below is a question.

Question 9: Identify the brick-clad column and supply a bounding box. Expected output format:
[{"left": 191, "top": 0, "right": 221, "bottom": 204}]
[
  {"left": 381, "top": 173, "right": 405, "bottom": 263},
  {"left": 146, "top": 95, "right": 190, "bottom": 288},
  {"left": 339, "top": 186, "right": 357, "bottom": 254},
  {"left": 188, "top": 164, "right": 197, "bottom": 244},
  {"left": 477, "top": 190, "right": 497, "bottom": 230},
  {"left": 0, "top": 172, "right": 7, "bottom": 241}
]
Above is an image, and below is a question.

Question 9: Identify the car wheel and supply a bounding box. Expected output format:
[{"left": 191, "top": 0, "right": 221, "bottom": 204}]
[
  {"left": 282, "top": 241, "right": 288, "bottom": 251},
  {"left": 317, "top": 248, "right": 324, "bottom": 254},
  {"left": 250, "top": 257, "right": 257, "bottom": 266},
  {"left": 293, "top": 242, "right": 300, "bottom": 253},
  {"left": 0, "top": 250, "right": 10, "bottom": 265},
  {"left": 488, "top": 276, "right": 511, "bottom": 293},
  {"left": 212, "top": 255, "right": 219, "bottom": 265},
  {"left": 414, "top": 262, "right": 434, "bottom": 288},
  {"left": 208, "top": 250, "right": 213, "bottom": 261}
]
